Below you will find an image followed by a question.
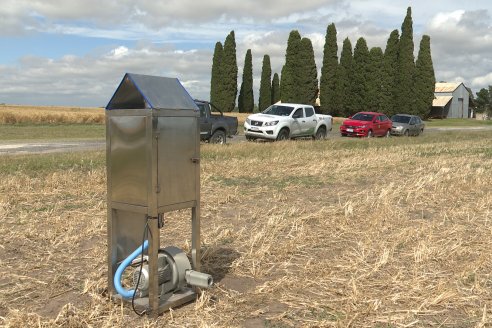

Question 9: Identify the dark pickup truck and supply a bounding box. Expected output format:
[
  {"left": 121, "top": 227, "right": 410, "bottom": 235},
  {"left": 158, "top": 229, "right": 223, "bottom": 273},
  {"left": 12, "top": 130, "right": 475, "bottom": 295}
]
[{"left": 194, "top": 100, "right": 238, "bottom": 144}]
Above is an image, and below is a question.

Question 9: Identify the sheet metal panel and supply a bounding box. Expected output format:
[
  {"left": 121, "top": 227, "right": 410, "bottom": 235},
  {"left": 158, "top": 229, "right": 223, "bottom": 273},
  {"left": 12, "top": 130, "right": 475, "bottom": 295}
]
[
  {"left": 157, "top": 116, "right": 198, "bottom": 207},
  {"left": 109, "top": 115, "right": 148, "bottom": 206}
]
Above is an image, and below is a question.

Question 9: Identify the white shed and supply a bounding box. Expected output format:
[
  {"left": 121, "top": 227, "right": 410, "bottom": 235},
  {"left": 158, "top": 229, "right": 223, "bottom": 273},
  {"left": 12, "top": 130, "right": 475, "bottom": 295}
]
[{"left": 430, "top": 82, "right": 471, "bottom": 118}]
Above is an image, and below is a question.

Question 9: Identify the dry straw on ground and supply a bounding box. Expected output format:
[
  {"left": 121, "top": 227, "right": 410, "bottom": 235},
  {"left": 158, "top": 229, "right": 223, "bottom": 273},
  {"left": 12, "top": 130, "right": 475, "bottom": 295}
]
[{"left": 1, "top": 132, "right": 491, "bottom": 327}]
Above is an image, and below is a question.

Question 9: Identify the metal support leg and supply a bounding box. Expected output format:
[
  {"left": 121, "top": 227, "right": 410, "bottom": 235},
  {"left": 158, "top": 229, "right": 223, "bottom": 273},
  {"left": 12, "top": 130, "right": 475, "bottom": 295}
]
[
  {"left": 191, "top": 206, "right": 200, "bottom": 271},
  {"left": 148, "top": 217, "right": 160, "bottom": 317}
]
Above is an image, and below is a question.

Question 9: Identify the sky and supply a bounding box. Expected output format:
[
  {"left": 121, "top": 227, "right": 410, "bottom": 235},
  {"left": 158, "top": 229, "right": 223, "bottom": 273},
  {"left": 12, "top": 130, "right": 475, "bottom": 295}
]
[{"left": 1, "top": 0, "right": 492, "bottom": 107}]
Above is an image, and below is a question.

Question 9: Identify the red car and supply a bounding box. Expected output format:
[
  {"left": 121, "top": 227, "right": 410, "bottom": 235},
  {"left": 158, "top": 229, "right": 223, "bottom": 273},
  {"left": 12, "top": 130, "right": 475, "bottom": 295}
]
[{"left": 340, "top": 112, "right": 392, "bottom": 137}]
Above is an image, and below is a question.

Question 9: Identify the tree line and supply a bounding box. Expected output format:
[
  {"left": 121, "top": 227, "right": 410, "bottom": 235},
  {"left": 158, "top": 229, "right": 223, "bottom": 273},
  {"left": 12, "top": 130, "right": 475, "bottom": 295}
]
[
  {"left": 475, "top": 86, "right": 492, "bottom": 117},
  {"left": 210, "top": 7, "right": 436, "bottom": 118}
]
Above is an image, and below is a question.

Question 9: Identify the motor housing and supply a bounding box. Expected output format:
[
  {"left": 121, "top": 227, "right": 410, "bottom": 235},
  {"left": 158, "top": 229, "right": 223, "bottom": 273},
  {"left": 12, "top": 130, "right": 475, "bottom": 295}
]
[{"left": 131, "top": 246, "right": 212, "bottom": 299}]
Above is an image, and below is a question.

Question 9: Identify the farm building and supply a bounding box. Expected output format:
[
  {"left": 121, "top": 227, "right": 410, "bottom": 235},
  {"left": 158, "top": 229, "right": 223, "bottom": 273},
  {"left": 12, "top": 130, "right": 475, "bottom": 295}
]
[{"left": 430, "top": 82, "right": 472, "bottom": 118}]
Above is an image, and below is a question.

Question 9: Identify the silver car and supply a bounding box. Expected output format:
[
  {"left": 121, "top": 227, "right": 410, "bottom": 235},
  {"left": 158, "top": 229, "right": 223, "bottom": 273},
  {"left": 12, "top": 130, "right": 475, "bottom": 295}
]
[{"left": 390, "top": 114, "right": 425, "bottom": 136}]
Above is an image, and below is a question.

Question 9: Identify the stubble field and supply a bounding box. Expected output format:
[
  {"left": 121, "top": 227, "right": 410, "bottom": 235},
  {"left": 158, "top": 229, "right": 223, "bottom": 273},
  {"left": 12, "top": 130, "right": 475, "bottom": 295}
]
[{"left": 1, "top": 130, "right": 492, "bottom": 327}]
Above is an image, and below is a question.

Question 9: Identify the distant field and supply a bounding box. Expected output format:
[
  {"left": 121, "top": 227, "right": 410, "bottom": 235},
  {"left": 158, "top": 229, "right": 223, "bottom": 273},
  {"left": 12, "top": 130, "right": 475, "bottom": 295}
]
[
  {"left": 1, "top": 130, "right": 491, "bottom": 327},
  {"left": 0, "top": 104, "right": 104, "bottom": 124}
]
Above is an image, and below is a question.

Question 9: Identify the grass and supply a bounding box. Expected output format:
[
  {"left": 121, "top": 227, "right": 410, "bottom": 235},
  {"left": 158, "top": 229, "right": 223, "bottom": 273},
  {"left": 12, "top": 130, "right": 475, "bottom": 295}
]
[
  {"left": 1, "top": 122, "right": 492, "bottom": 326},
  {"left": 0, "top": 104, "right": 104, "bottom": 124},
  {"left": 0, "top": 124, "right": 105, "bottom": 141},
  {"left": 424, "top": 118, "right": 492, "bottom": 127}
]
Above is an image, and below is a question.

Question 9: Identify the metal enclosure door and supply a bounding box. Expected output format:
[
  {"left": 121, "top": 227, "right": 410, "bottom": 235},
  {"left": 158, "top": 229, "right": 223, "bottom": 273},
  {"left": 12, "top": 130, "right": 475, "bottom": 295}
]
[
  {"left": 157, "top": 117, "right": 197, "bottom": 207},
  {"left": 109, "top": 116, "right": 148, "bottom": 206}
]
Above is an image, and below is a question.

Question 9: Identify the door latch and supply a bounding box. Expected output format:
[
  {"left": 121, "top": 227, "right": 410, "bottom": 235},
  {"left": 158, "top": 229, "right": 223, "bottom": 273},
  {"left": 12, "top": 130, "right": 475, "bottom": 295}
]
[{"left": 191, "top": 157, "right": 200, "bottom": 164}]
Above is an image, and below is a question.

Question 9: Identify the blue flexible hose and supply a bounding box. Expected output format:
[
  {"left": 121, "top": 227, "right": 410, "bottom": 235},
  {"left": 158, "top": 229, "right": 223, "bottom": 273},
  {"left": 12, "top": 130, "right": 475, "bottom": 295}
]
[{"left": 113, "top": 240, "right": 149, "bottom": 299}]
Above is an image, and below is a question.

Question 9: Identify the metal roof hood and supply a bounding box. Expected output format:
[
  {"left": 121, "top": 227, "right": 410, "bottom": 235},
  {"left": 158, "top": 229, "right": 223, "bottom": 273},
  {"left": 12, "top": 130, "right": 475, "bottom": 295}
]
[
  {"left": 106, "top": 73, "right": 198, "bottom": 111},
  {"left": 432, "top": 95, "right": 453, "bottom": 107}
]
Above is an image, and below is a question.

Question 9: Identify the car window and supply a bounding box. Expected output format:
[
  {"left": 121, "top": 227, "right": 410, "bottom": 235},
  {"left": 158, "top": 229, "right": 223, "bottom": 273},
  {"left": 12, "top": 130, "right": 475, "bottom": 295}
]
[
  {"left": 381, "top": 115, "right": 389, "bottom": 121},
  {"left": 416, "top": 117, "right": 421, "bottom": 124},
  {"left": 293, "top": 108, "right": 304, "bottom": 118},
  {"left": 263, "top": 105, "right": 295, "bottom": 116},
  {"left": 305, "top": 107, "right": 314, "bottom": 117},
  {"left": 391, "top": 115, "right": 410, "bottom": 124},
  {"left": 197, "top": 104, "right": 206, "bottom": 117},
  {"left": 410, "top": 117, "right": 416, "bottom": 124},
  {"left": 351, "top": 113, "right": 374, "bottom": 121}
]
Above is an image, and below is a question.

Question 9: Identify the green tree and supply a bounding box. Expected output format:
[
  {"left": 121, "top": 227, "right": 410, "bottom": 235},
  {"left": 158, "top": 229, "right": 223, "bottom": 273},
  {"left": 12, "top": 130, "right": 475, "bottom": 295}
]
[
  {"left": 238, "top": 49, "right": 254, "bottom": 113},
  {"left": 222, "top": 31, "right": 238, "bottom": 112},
  {"left": 396, "top": 7, "right": 416, "bottom": 114},
  {"left": 414, "top": 35, "right": 436, "bottom": 118},
  {"left": 335, "top": 38, "right": 353, "bottom": 117},
  {"left": 475, "top": 87, "right": 492, "bottom": 116},
  {"left": 367, "top": 47, "right": 384, "bottom": 112},
  {"left": 280, "top": 30, "right": 302, "bottom": 103},
  {"left": 320, "top": 23, "right": 338, "bottom": 114},
  {"left": 271, "top": 73, "right": 280, "bottom": 104},
  {"left": 349, "top": 37, "right": 370, "bottom": 113},
  {"left": 381, "top": 30, "right": 400, "bottom": 117},
  {"left": 210, "top": 42, "right": 223, "bottom": 106},
  {"left": 258, "top": 55, "right": 272, "bottom": 111},
  {"left": 298, "top": 37, "right": 318, "bottom": 105}
]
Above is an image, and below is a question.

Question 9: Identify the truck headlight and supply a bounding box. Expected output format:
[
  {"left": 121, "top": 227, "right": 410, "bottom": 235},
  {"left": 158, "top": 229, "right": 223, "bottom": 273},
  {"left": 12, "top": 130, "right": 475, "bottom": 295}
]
[{"left": 264, "top": 121, "right": 278, "bottom": 126}]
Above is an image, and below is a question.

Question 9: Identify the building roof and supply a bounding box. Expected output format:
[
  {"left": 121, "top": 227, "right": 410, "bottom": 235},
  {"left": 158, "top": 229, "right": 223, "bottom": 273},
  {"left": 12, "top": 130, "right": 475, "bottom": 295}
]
[
  {"left": 435, "top": 82, "right": 463, "bottom": 93},
  {"left": 432, "top": 95, "right": 453, "bottom": 107}
]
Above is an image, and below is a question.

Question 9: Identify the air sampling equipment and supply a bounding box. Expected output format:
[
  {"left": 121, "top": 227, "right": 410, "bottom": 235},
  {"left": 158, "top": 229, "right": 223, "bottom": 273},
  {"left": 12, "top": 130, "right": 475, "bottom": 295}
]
[{"left": 106, "top": 73, "right": 212, "bottom": 316}]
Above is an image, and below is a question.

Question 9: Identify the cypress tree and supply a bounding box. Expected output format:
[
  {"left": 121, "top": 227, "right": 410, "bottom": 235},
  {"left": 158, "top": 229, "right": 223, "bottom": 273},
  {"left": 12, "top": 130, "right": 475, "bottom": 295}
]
[
  {"left": 367, "top": 47, "right": 384, "bottom": 112},
  {"left": 238, "top": 49, "right": 254, "bottom": 113},
  {"left": 414, "top": 35, "right": 436, "bottom": 118},
  {"left": 350, "top": 37, "right": 370, "bottom": 113},
  {"left": 320, "top": 23, "right": 338, "bottom": 114},
  {"left": 258, "top": 55, "right": 272, "bottom": 111},
  {"left": 335, "top": 38, "right": 353, "bottom": 117},
  {"left": 271, "top": 73, "right": 280, "bottom": 104},
  {"left": 397, "top": 7, "right": 416, "bottom": 114},
  {"left": 280, "top": 30, "right": 302, "bottom": 103},
  {"left": 210, "top": 42, "right": 223, "bottom": 106},
  {"left": 298, "top": 37, "right": 318, "bottom": 105},
  {"left": 222, "top": 31, "right": 238, "bottom": 112},
  {"left": 381, "top": 30, "right": 400, "bottom": 117}
]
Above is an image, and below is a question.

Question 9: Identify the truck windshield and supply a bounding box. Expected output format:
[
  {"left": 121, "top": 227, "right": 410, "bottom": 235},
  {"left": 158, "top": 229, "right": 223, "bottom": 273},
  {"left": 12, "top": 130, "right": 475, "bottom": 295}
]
[
  {"left": 391, "top": 115, "right": 411, "bottom": 124},
  {"left": 262, "top": 105, "right": 294, "bottom": 116}
]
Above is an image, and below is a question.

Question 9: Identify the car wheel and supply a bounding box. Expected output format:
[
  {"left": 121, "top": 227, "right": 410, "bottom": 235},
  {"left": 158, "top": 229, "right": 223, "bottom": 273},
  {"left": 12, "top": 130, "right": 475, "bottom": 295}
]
[
  {"left": 385, "top": 129, "right": 391, "bottom": 138},
  {"left": 210, "top": 130, "right": 226, "bottom": 144},
  {"left": 367, "top": 130, "right": 373, "bottom": 138},
  {"left": 403, "top": 129, "right": 409, "bottom": 137},
  {"left": 314, "top": 127, "right": 327, "bottom": 140},
  {"left": 276, "top": 128, "right": 290, "bottom": 141}
]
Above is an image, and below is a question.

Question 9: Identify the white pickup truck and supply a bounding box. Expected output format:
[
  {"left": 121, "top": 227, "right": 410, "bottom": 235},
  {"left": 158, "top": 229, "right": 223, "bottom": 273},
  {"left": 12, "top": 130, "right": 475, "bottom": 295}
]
[{"left": 244, "top": 103, "right": 333, "bottom": 141}]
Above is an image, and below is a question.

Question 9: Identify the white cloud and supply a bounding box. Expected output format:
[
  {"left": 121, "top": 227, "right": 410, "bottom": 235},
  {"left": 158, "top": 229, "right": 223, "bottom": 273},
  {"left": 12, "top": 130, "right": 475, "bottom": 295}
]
[
  {"left": 1, "top": 1, "right": 492, "bottom": 105},
  {"left": 0, "top": 44, "right": 213, "bottom": 106}
]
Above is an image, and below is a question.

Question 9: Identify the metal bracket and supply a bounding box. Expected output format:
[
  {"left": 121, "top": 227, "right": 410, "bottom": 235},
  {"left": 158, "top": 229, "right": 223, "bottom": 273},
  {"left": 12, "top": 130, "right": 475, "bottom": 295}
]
[{"left": 191, "top": 158, "right": 200, "bottom": 164}]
